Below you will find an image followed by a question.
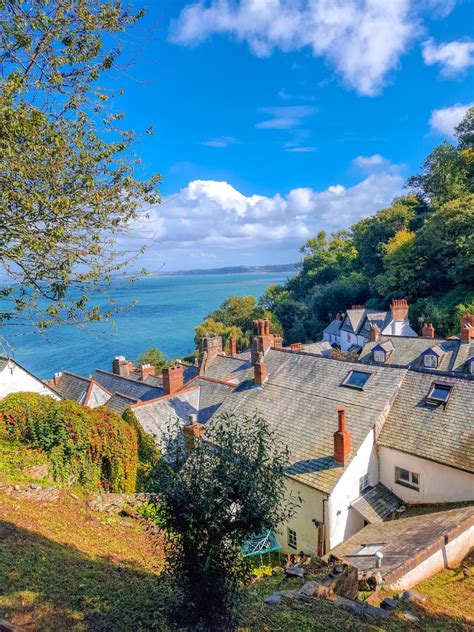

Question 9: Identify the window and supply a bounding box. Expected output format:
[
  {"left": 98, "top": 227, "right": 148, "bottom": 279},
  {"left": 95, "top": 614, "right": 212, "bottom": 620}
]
[
  {"left": 468, "top": 358, "right": 474, "bottom": 375},
  {"left": 359, "top": 473, "right": 370, "bottom": 493},
  {"left": 373, "top": 349, "right": 386, "bottom": 363},
  {"left": 341, "top": 370, "right": 372, "bottom": 390},
  {"left": 395, "top": 466, "right": 420, "bottom": 491},
  {"left": 346, "top": 333, "right": 351, "bottom": 341},
  {"left": 287, "top": 527, "right": 297, "bottom": 550},
  {"left": 427, "top": 382, "right": 452, "bottom": 405},
  {"left": 356, "top": 544, "right": 383, "bottom": 556},
  {"left": 365, "top": 321, "right": 371, "bottom": 331},
  {"left": 423, "top": 354, "right": 438, "bottom": 368}
]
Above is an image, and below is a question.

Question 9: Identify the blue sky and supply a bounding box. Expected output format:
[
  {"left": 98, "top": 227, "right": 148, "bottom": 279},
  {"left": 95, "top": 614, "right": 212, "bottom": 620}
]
[{"left": 111, "top": 0, "right": 474, "bottom": 271}]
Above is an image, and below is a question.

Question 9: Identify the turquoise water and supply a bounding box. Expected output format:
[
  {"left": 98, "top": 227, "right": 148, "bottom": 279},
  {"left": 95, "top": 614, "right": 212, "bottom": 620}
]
[{"left": 4, "top": 273, "right": 289, "bottom": 379}]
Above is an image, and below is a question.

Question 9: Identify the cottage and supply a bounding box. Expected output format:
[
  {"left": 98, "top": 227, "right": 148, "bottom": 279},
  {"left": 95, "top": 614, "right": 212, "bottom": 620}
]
[{"left": 0, "top": 356, "right": 59, "bottom": 400}]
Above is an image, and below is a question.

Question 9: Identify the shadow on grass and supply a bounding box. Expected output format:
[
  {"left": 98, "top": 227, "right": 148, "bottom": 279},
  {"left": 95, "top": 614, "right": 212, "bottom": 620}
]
[{"left": 0, "top": 520, "right": 172, "bottom": 631}]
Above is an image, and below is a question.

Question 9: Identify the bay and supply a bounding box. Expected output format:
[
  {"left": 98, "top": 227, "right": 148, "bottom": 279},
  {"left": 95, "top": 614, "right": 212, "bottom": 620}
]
[{"left": 3, "top": 272, "right": 289, "bottom": 379}]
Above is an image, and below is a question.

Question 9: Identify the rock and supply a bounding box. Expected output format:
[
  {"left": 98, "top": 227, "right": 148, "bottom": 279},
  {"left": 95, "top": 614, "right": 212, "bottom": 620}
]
[
  {"left": 334, "top": 564, "right": 345, "bottom": 573},
  {"left": 402, "top": 611, "right": 420, "bottom": 623},
  {"left": 298, "top": 581, "right": 320, "bottom": 599},
  {"left": 380, "top": 598, "right": 397, "bottom": 610},
  {"left": 264, "top": 594, "right": 281, "bottom": 605},
  {"left": 399, "top": 589, "right": 426, "bottom": 604},
  {"left": 334, "top": 596, "right": 390, "bottom": 622},
  {"left": 24, "top": 464, "right": 49, "bottom": 480},
  {"left": 29, "top": 483, "right": 42, "bottom": 491},
  {"left": 285, "top": 566, "right": 305, "bottom": 578},
  {"left": 13, "top": 485, "right": 20, "bottom": 491}
]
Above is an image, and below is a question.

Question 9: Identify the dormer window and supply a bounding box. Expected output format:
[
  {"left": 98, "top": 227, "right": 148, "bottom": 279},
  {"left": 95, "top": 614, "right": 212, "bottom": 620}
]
[
  {"left": 373, "top": 349, "right": 386, "bottom": 363},
  {"left": 423, "top": 353, "right": 438, "bottom": 368},
  {"left": 426, "top": 382, "right": 452, "bottom": 405},
  {"left": 468, "top": 357, "right": 474, "bottom": 375}
]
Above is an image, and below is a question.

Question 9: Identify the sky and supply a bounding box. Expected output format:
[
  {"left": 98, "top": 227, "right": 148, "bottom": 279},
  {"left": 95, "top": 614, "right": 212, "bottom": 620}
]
[{"left": 108, "top": 0, "right": 474, "bottom": 271}]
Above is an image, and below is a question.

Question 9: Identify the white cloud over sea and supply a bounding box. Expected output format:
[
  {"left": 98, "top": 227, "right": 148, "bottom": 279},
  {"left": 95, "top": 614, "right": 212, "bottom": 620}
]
[{"left": 125, "top": 170, "right": 404, "bottom": 270}]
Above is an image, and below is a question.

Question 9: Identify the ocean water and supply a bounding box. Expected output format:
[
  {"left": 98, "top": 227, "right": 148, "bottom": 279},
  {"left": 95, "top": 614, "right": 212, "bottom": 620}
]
[{"left": 4, "top": 273, "right": 289, "bottom": 379}]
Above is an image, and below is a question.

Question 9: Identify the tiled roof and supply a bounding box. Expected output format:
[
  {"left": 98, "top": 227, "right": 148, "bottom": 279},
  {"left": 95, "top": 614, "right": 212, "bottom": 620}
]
[
  {"left": 91, "top": 369, "right": 163, "bottom": 402},
  {"left": 193, "top": 377, "right": 235, "bottom": 423},
  {"left": 359, "top": 336, "right": 461, "bottom": 371},
  {"left": 0, "top": 357, "right": 9, "bottom": 371},
  {"left": 212, "top": 349, "right": 407, "bottom": 494},
  {"left": 201, "top": 354, "right": 252, "bottom": 383},
  {"left": 379, "top": 371, "right": 474, "bottom": 473},
  {"left": 328, "top": 506, "right": 474, "bottom": 584},
  {"left": 106, "top": 392, "right": 138, "bottom": 414},
  {"left": 342, "top": 309, "right": 367, "bottom": 334},
  {"left": 452, "top": 342, "right": 474, "bottom": 373},
  {"left": 323, "top": 319, "right": 342, "bottom": 336},
  {"left": 302, "top": 341, "right": 333, "bottom": 356},
  {"left": 54, "top": 371, "right": 91, "bottom": 403},
  {"left": 350, "top": 484, "right": 401, "bottom": 524}
]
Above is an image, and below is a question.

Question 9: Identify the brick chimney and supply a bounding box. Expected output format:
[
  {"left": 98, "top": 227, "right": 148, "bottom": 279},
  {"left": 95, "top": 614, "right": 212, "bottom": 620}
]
[
  {"left": 183, "top": 413, "right": 206, "bottom": 454},
  {"left": 391, "top": 299, "right": 409, "bottom": 322},
  {"left": 228, "top": 336, "right": 237, "bottom": 357},
  {"left": 460, "top": 314, "right": 474, "bottom": 343},
  {"left": 351, "top": 304, "right": 365, "bottom": 310},
  {"left": 112, "top": 356, "right": 131, "bottom": 377},
  {"left": 140, "top": 363, "right": 156, "bottom": 379},
  {"left": 334, "top": 406, "right": 351, "bottom": 466},
  {"left": 251, "top": 318, "right": 275, "bottom": 364},
  {"left": 370, "top": 324, "right": 380, "bottom": 342},
  {"left": 422, "top": 323, "right": 435, "bottom": 339},
  {"left": 335, "top": 312, "right": 342, "bottom": 321},
  {"left": 254, "top": 352, "right": 267, "bottom": 386},
  {"left": 272, "top": 334, "right": 283, "bottom": 350},
  {"left": 162, "top": 363, "right": 184, "bottom": 395},
  {"left": 199, "top": 334, "right": 223, "bottom": 373},
  {"left": 290, "top": 342, "right": 303, "bottom": 351}
]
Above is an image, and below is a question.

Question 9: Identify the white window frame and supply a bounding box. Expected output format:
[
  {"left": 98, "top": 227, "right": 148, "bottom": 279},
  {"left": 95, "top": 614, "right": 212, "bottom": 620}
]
[
  {"left": 287, "top": 527, "right": 297, "bottom": 550},
  {"left": 395, "top": 466, "right": 420, "bottom": 491},
  {"left": 373, "top": 349, "right": 385, "bottom": 363},
  {"left": 359, "top": 473, "right": 370, "bottom": 494},
  {"left": 424, "top": 354, "right": 438, "bottom": 368}
]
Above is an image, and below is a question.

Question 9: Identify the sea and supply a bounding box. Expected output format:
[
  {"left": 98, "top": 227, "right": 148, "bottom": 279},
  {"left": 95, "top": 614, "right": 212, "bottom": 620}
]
[{"left": 3, "top": 272, "right": 290, "bottom": 379}]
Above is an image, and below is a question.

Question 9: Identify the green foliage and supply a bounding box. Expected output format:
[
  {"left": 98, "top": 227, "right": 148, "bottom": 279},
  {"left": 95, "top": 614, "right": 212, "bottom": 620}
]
[
  {"left": 151, "top": 412, "right": 300, "bottom": 630},
  {"left": 122, "top": 407, "right": 160, "bottom": 491},
  {"left": 0, "top": 393, "right": 138, "bottom": 491},
  {"left": 135, "top": 347, "right": 167, "bottom": 374}
]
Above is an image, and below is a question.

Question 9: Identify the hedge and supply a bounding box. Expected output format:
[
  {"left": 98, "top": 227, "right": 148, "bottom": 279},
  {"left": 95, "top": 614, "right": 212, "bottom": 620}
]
[{"left": 0, "top": 392, "right": 138, "bottom": 492}]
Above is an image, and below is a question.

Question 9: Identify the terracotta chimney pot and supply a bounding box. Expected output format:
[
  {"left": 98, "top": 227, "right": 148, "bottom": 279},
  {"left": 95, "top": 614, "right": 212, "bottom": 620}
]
[
  {"left": 391, "top": 299, "right": 409, "bottom": 322},
  {"left": 370, "top": 325, "right": 380, "bottom": 342},
  {"left": 460, "top": 314, "right": 474, "bottom": 343},
  {"left": 228, "top": 336, "right": 237, "bottom": 357},
  {"left": 422, "top": 322, "right": 435, "bottom": 339}
]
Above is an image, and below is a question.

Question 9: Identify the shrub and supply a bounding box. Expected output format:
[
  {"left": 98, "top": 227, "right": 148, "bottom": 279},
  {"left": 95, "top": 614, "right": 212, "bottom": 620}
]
[
  {"left": 122, "top": 407, "right": 160, "bottom": 491},
  {"left": 0, "top": 393, "right": 138, "bottom": 491}
]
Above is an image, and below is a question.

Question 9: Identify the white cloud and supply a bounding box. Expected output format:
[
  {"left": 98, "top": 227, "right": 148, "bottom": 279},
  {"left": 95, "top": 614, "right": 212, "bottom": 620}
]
[
  {"left": 422, "top": 38, "right": 474, "bottom": 76},
  {"left": 256, "top": 106, "right": 316, "bottom": 129},
  {"left": 128, "top": 173, "right": 404, "bottom": 268},
  {"left": 429, "top": 103, "right": 474, "bottom": 137},
  {"left": 353, "top": 154, "right": 390, "bottom": 169},
  {"left": 201, "top": 136, "right": 239, "bottom": 148},
  {"left": 286, "top": 146, "right": 316, "bottom": 153},
  {"left": 169, "top": 0, "right": 419, "bottom": 96}
]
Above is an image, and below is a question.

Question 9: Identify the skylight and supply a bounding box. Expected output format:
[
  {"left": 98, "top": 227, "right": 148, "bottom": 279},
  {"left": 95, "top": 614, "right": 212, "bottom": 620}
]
[
  {"left": 341, "top": 370, "right": 372, "bottom": 390},
  {"left": 356, "top": 544, "right": 383, "bottom": 556},
  {"left": 427, "top": 383, "right": 452, "bottom": 405}
]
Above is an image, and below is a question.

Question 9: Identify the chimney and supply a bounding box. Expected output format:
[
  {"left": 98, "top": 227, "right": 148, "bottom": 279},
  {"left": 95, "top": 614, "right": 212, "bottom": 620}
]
[
  {"left": 290, "top": 342, "right": 303, "bottom": 351},
  {"left": 422, "top": 323, "right": 435, "bottom": 339},
  {"left": 199, "top": 334, "right": 223, "bottom": 362},
  {"left": 112, "top": 356, "right": 131, "bottom": 377},
  {"left": 183, "top": 413, "right": 206, "bottom": 454},
  {"left": 254, "top": 352, "right": 267, "bottom": 386},
  {"left": 162, "top": 363, "right": 184, "bottom": 395},
  {"left": 251, "top": 319, "right": 275, "bottom": 364},
  {"left": 460, "top": 314, "right": 474, "bottom": 343},
  {"left": 140, "top": 363, "right": 156, "bottom": 379},
  {"left": 391, "top": 299, "right": 409, "bottom": 322},
  {"left": 53, "top": 372, "right": 62, "bottom": 386},
  {"left": 335, "top": 312, "right": 342, "bottom": 321},
  {"left": 370, "top": 324, "right": 380, "bottom": 342},
  {"left": 334, "top": 406, "right": 351, "bottom": 465},
  {"left": 272, "top": 334, "right": 283, "bottom": 350},
  {"left": 228, "top": 336, "right": 237, "bottom": 357},
  {"left": 351, "top": 304, "right": 365, "bottom": 310}
]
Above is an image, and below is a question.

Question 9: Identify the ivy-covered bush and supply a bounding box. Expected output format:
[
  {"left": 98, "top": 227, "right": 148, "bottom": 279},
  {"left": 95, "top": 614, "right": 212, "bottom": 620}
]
[
  {"left": 0, "top": 393, "right": 138, "bottom": 492},
  {"left": 122, "top": 407, "right": 160, "bottom": 491}
]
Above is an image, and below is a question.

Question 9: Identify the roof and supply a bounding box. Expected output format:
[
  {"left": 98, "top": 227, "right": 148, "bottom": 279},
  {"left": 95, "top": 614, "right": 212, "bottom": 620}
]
[
  {"left": 200, "top": 354, "right": 252, "bottom": 383},
  {"left": 211, "top": 349, "right": 407, "bottom": 494},
  {"left": 106, "top": 392, "right": 139, "bottom": 414},
  {"left": 359, "top": 336, "right": 462, "bottom": 371},
  {"left": 350, "top": 484, "right": 401, "bottom": 524},
  {"left": 91, "top": 369, "right": 163, "bottom": 402},
  {"left": 323, "top": 319, "right": 342, "bottom": 336},
  {"left": 301, "top": 341, "right": 333, "bottom": 356},
  {"left": 0, "top": 357, "right": 9, "bottom": 372},
  {"left": 328, "top": 506, "right": 474, "bottom": 585},
  {"left": 379, "top": 371, "right": 474, "bottom": 473},
  {"left": 342, "top": 309, "right": 367, "bottom": 334},
  {"left": 191, "top": 377, "right": 235, "bottom": 423},
  {"left": 51, "top": 371, "right": 91, "bottom": 403}
]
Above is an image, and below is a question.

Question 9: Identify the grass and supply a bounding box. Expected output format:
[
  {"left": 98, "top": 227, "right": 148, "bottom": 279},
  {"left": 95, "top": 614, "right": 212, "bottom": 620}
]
[{"left": 0, "top": 438, "right": 52, "bottom": 487}]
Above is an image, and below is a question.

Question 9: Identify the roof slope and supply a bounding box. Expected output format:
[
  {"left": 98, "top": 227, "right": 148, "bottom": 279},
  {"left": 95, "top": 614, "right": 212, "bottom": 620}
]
[
  {"left": 106, "top": 392, "right": 139, "bottom": 414},
  {"left": 213, "top": 349, "right": 406, "bottom": 494},
  {"left": 350, "top": 483, "right": 401, "bottom": 524},
  {"left": 200, "top": 354, "right": 252, "bottom": 383},
  {"left": 359, "top": 336, "right": 461, "bottom": 371},
  {"left": 54, "top": 371, "right": 91, "bottom": 403},
  {"left": 379, "top": 371, "right": 474, "bottom": 473},
  {"left": 91, "top": 370, "right": 163, "bottom": 402},
  {"left": 329, "top": 506, "right": 474, "bottom": 584}
]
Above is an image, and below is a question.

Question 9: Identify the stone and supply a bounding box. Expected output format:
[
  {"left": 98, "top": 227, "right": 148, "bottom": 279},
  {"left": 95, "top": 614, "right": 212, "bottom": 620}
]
[
  {"left": 335, "top": 564, "right": 345, "bottom": 573},
  {"left": 264, "top": 594, "right": 281, "bottom": 605},
  {"left": 285, "top": 566, "right": 305, "bottom": 578},
  {"left": 402, "top": 611, "right": 420, "bottom": 623},
  {"left": 334, "top": 596, "right": 390, "bottom": 622},
  {"left": 399, "top": 590, "right": 426, "bottom": 604},
  {"left": 29, "top": 483, "right": 42, "bottom": 491},
  {"left": 380, "top": 598, "right": 397, "bottom": 610},
  {"left": 13, "top": 485, "right": 20, "bottom": 491},
  {"left": 24, "top": 464, "right": 49, "bottom": 480},
  {"left": 298, "top": 581, "right": 320, "bottom": 599}
]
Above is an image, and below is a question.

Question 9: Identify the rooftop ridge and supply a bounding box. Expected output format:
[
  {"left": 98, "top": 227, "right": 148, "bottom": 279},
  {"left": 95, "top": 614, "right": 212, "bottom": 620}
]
[
  {"left": 62, "top": 370, "right": 93, "bottom": 383},
  {"left": 129, "top": 385, "right": 199, "bottom": 409},
  {"left": 94, "top": 368, "right": 161, "bottom": 386}
]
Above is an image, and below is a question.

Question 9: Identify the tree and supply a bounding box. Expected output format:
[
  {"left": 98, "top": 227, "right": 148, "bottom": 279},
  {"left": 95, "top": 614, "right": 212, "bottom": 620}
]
[
  {"left": 153, "top": 412, "right": 299, "bottom": 630},
  {"left": 194, "top": 318, "right": 246, "bottom": 352},
  {"left": 0, "top": 1, "right": 160, "bottom": 337},
  {"left": 135, "top": 347, "right": 167, "bottom": 374},
  {"left": 207, "top": 295, "right": 262, "bottom": 331}
]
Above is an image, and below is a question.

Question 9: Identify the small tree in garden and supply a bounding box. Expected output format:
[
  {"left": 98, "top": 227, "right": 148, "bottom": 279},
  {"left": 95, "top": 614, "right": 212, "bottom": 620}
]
[
  {"left": 152, "top": 412, "right": 299, "bottom": 631},
  {"left": 135, "top": 347, "right": 167, "bottom": 374}
]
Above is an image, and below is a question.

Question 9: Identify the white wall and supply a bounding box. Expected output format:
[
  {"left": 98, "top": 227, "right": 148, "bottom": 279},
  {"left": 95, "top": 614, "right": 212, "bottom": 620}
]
[
  {"left": 278, "top": 478, "right": 325, "bottom": 556},
  {"left": 389, "top": 525, "right": 474, "bottom": 590},
  {"left": 327, "top": 430, "right": 378, "bottom": 549},
  {"left": 379, "top": 446, "right": 474, "bottom": 504},
  {"left": 0, "top": 363, "right": 59, "bottom": 400}
]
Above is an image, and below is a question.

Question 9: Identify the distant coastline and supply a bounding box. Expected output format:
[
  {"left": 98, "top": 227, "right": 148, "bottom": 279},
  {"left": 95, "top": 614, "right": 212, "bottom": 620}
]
[{"left": 154, "top": 263, "right": 297, "bottom": 277}]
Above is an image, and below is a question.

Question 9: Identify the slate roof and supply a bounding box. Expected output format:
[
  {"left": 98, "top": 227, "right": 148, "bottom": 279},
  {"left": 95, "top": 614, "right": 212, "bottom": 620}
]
[
  {"left": 301, "top": 341, "right": 334, "bottom": 356},
  {"left": 212, "top": 349, "right": 407, "bottom": 494},
  {"left": 342, "top": 309, "right": 367, "bottom": 334},
  {"left": 328, "top": 506, "right": 474, "bottom": 585},
  {"left": 91, "top": 369, "right": 163, "bottom": 402},
  {"left": 54, "top": 371, "right": 92, "bottom": 403},
  {"left": 452, "top": 341, "right": 474, "bottom": 373},
  {"left": 192, "top": 377, "right": 235, "bottom": 423},
  {"left": 350, "top": 484, "right": 401, "bottom": 524},
  {"left": 323, "top": 319, "right": 343, "bottom": 336},
  {"left": 0, "top": 357, "right": 9, "bottom": 371},
  {"left": 359, "top": 336, "right": 462, "bottom": 371},
  {"left": 379, "top": 371, "right": 474, "bottom": 473},
  {"left": 106, "top": 392, "right": 138, "bottom": 414},
  {"left": 200, "top": 354, "right": 252, "bottom": 383}
]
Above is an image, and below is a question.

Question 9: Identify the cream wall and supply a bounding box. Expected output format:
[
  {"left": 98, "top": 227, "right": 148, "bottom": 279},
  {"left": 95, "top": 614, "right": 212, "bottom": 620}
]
[
  {"left": 379, "top": 446, "right": 474, "bottom": 504},
  {"left": 327, "top": 430, "right": 378, "bottom": 549},
  {"left": 0, "top": 363, "right": 59, "bottom": 400},
  {"left": 278, "top": 477, "right": 325, "bottom": 556}
]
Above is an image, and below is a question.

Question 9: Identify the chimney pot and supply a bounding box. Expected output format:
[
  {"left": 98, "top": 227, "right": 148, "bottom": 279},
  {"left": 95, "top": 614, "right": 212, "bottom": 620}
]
[
  {"left": 140, "top": 363, "right": 156, "bottom": 379},
  {"left": 188, "top": 413, "right": 197, "bottom": 425},
  {"left": 460, "top": 314, "right": 474, "bottom": 343},
  {"left": 54, "top": 372, "right": 62, "bottom": 386},
  {"left": 228, "top": 336, "right": 237, "bottom": 357},
  {"left": 391, "top": 298, "right": 409, "bottom": 322},
  {"left": 334, "top": 406, "right": 351, "bottom": 465},
  {"left": 272, "top": 334, "right": 283, "bottom": 350},
  {"left": 370, "top": 324, "right": 380, "bottom": 342},
  {"left": 422, "top": 322, "right": 435, "bottom": 339},
  {"left": 112, "top": 356, "right": 131, "bottom": 377}
]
